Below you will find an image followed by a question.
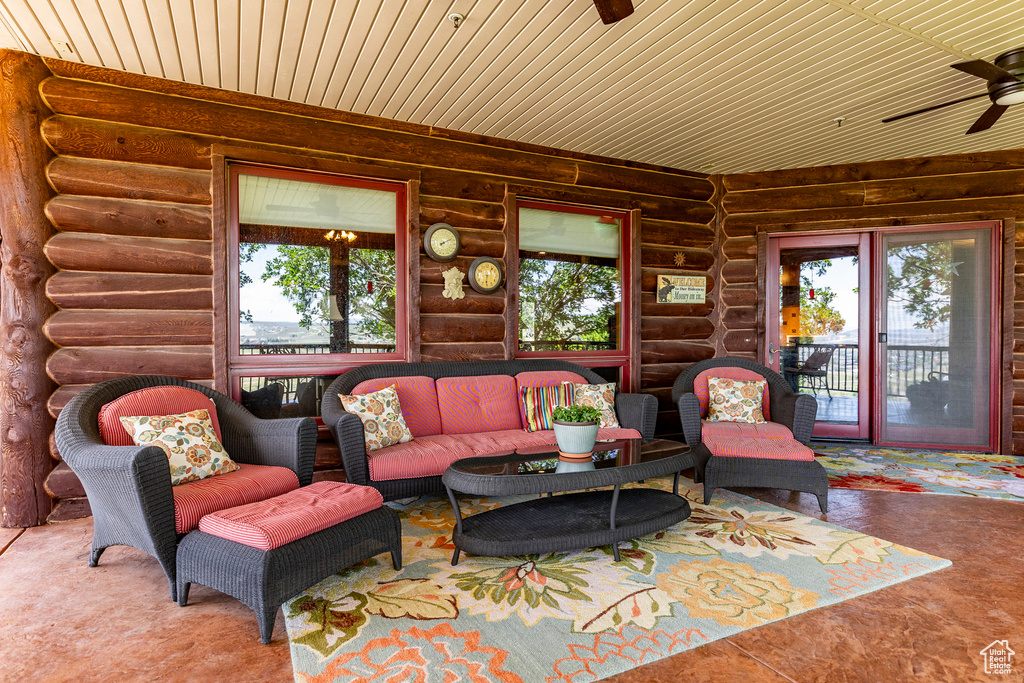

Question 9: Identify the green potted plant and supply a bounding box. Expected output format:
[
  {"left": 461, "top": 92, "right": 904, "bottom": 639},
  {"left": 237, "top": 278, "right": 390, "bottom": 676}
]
[{"left": 552, "top": 404, "right": 602, "bottom": 456}]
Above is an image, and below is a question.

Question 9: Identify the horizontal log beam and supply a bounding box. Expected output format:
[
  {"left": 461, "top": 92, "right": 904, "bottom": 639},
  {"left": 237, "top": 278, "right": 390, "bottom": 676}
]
[
  {"left": 420, "top": 314, "right": 505, "bottom": 344},
  {"left": 45, "top": 309, "right": 213, "bottom": 346},
  {"left": 45, "top": 195, "right": 212, "bottom": 240},
  {"left": 420, "top": 342, "right": 506, "bottom": 362},
  {"left": 640, "top": 317, "right": 715, "bottom": 341},
  {"left": 510, "top": 184, "right": 715, "bottom": 224},
  {"left": 721, "top": 260, "right": 756, "bottom": 284},
  {"left": 43, "top": 462, "right": 84, "bottom": 499},
  {"left": 640, "top": 363, "right": 692, "bottom": 389},
  {"left": 47, "top": 378, "right": 215, "bottom": 419},
  {"left": 641, "top": 246, "right": 714, "bottom": 271},
  {"left": 721, "top": 285, "right": 758, "bottom": 307},
  {"left": 47, "top": 271, "right": 213, "bottom": 309},
  {"left": 725, "top": 148, "right": 1024, "bottom": 191},
  {"left": 640, "top": 219, "right": 716, "bottom": 248},
  {"left": 722, "top": 306, "right": 756, "bottom": 329},
  {"left": 45, "top": 233, "right": 212, "bottom": 275},
  {"left": 640, "top": 341, "right": 716, "bottom": 365},
  {"left": 47, "top": 346, "right": 214, "bottom": 385},
  {"left": 41, "top": 114, "right": 213, "bottom": 169},
  {"left": 420, "top": 284, "right": 505, "bottom": 315},
  {"left": 723, "top": 330, "right": 757, "bottom": 352},
  {"left": 46, "top": 156, "right": 211, "bottom": 205},
  {"left": 420, "top": 196, "right": 504, "bottom": 232}
]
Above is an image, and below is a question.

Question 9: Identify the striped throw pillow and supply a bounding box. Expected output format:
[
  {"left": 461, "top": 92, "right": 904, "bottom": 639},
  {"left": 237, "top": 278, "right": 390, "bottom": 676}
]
[{"left": 521, "top": 384, "right": 574, "bottom": 432}]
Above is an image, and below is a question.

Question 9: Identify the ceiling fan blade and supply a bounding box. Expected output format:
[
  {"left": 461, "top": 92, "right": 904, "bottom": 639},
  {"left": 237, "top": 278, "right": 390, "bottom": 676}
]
[
  {"left": 594, "top": 0, "right": 633, "bottom": 24},
  {"left": 951, "top": 59, "right": 1018, "bottom": 83},
  {"left": 882, "top": 92, "right": 988, "bottom": 124},
  {"left": 966, "top": 104, "right": 1008, "bottom": 134}
]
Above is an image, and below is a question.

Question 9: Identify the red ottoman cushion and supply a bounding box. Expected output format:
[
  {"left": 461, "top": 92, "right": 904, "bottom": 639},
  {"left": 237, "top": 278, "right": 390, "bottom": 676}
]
[
  {"left": 702, "top": 420, "right": 792, "bottom": 440},
  {"left": 172, "top": 463, "right": 300, "bottom": 534},
  {"left": 197, "top": 481, "right": 384, "bottom": 550},
  {"left": 704, "top": 435, "right": 814, "bottom": 461},
  {"left": 99, "top": 385, "right": 224, "bottom": 446}
]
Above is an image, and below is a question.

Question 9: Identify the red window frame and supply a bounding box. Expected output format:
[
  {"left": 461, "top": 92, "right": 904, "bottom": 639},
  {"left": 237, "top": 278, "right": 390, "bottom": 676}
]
[
  {"left": 512, "top": 199, "right": 634, "bottom": 387},
  {"left": 227, "top": 163, "right": 411, "bottom": 392}
]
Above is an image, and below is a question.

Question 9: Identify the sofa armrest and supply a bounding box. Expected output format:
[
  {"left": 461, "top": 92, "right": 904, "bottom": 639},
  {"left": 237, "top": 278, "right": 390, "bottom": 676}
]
[
  {"left": 770, "top": 393, "right": 818, "bottom": 445},
  {"left": 331, "top": 412, "right": 372, "bottom": 486},
  {"left": 677, "top": 393, "right": 703, "bottom": 446},
  {"left": 221, "top": 416, "right": 318, "bottom": 486},
  {"left": 60, "top": 442, "right": 178, "bottom": 557},
  {"left": 614, "top": 393, "right": 657, "bottom": 441}
]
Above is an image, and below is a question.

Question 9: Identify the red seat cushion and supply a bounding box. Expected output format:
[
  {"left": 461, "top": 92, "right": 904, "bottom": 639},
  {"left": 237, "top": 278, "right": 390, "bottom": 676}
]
[
  {"left": 172, "top": 463, "right": 299, "bottom": 534},
  {"left": 197, "top": 481, "right": 383, "bottom": 550},
  {"left": 436, "top": 375, "right": 522, "bottom": 435},
  {"left": 694, "top": 368, "right": 770, "bottom": 420},
  {"left": 702, "top": 420, "right": 792, "bottom": 440},
  {"left": 99, "top": 386, "right": 224, "bottom": 446},
  {"left": 704, "top": 435, "right": 814, "bottom": 461},
  {"left": 350, "top": 376, "right": 442, "bottom": 438},
  {"left": 366, "top": 427, "right": 643, "bottom": 481}
]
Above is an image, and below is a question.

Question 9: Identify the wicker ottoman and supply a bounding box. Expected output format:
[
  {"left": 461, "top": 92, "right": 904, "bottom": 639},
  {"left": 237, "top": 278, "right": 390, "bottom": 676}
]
[
  {"left": 176, "top": 481, "right": 402, "bottom": 643},
  {"left": 694, "top": 435, "right": 829, "bottom": 512}
]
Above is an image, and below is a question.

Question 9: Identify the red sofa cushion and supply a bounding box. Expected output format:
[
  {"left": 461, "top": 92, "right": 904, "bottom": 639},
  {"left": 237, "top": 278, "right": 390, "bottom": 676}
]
[
  {"left": 99, "top": 386, "right": 223, "bottom": 446},
  {"left": 704, "top": 435, "right": 814, "bottom": 461},
  {"left": 172, "top": 463, "right": 299, "bottom": 534},
  {"left": 702, "top": 420, "right": 792, "bottom": 440},
  {"left": 694, "top": 368, "right": 771, "bottom": 420},
  {"left": 350, "top": 376, "right": 442, "bottom": 438},
  {"left": 197, "top": 481, "right": 383, "bottom": 550},
  {"left": 366, "top": 427, "right": 642, "bottom": 481},
  {"left": 436, "top": 375, "right": 522, "bottom": 435}
]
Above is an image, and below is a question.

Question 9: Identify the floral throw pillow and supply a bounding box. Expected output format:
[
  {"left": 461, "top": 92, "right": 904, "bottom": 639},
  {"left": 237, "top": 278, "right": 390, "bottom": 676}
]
[
  {"left": 565, "top": 382, "right": 620, "bottom": 429},
  {"left": 119, "top": 409, "right": 239, "bottom": 486},
  {"left": 339, "top": 385, "right": 414, "bottom": 452},
  {"left": 706, "top": 377, "right": 767, "bottom": 423}
]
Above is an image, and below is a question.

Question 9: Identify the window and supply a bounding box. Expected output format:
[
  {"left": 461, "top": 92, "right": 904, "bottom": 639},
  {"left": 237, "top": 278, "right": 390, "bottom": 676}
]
[
  {"left": 515, "top": 200, "right": 633, "bottom": 384},
  {"left": 229, "top": 165, "right": 409, "bottom": 417}
]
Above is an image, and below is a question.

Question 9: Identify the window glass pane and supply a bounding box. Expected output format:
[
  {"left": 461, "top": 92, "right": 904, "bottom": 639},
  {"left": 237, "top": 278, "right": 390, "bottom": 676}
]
[
  {"left": 237, "top": 172, "right": 398, "bottom": 355},
  {"left": 239, "top": 374, "right": 339, "bottom": 419},
  {"left": 518, "top": 207, "right": 622, "bottom": 352}
]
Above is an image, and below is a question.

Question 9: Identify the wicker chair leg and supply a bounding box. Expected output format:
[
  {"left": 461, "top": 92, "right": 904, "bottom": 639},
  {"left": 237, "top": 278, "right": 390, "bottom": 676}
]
[
  {"left": 816, "top": 493, "right": 828, "bottom": 513},
  {"left": 391, "top": 549, "right": 402, "bottom": 571},
  {"left": 177, "top": 581, "right": 191, "bottom": 607},
  {"left": 168, "top": 575, "right": 178, "bottom": 602},
  {"left": 88, "top": 546, "right": 106, "bottom": 568},
  {"left": 258, "top": 606, "right": 278, "bottom": 645}
]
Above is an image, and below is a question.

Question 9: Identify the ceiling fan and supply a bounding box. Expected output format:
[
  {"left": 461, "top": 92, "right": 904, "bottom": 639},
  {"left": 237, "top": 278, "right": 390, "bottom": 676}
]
[
  {"left": 593, "top": 0, "right": 633, "bottom": 24},
  {"left": 883, "top": 48, "right": 1024, "bottom": 134}
]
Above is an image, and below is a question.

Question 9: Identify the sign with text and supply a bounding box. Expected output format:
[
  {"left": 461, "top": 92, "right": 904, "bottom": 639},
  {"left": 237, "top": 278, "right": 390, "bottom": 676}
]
[{"left": 656, "top": 275, "right": 707, "bottom": 304}]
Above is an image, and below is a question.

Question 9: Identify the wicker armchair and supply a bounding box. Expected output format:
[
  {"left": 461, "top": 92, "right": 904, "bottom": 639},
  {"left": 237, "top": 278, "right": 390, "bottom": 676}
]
[
  {"left": 672, "top": 358, "right": 828, "bottom": 512},
  {"left": 55, "top": 376, "right": 318, "bottom": 601},
  {"left": 322, "top": 360, "right": 658, "bottom": 501}
]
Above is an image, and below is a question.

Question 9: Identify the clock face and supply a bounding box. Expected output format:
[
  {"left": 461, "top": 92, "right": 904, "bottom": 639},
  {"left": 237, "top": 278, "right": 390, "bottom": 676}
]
[
  {"left": 430, "top": 229, "right": 458, "bottom": 257},
  {"left": 476, "top": 262, "right": 500, "bottom": 288}
]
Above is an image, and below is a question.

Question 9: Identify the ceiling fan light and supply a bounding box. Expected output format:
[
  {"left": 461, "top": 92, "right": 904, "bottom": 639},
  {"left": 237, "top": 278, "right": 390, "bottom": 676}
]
[{"left": 994, "top": 89, "right": 1024, "bottom": 106}]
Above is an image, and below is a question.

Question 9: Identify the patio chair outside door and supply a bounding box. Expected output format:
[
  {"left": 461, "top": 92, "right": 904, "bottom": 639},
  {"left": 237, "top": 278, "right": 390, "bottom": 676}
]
[{"left": 785, "top": 344, "right": 837, "bottom": 398}]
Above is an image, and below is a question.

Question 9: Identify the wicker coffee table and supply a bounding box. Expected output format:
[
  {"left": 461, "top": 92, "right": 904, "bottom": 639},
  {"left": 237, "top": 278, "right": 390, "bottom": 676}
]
[{"left": 442, "top": 439, "right": 693, "bottom": 565}]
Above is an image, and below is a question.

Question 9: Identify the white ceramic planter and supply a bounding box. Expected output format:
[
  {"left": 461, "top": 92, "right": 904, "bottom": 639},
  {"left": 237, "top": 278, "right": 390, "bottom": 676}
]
[{"left": 553, "top": 420, "right": 599, "bottom": 454}]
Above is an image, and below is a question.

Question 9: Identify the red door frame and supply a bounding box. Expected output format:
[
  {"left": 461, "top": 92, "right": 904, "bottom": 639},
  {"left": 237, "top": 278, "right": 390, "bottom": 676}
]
[
  {"left": 873, "top": 221, "right": 1000, "bottom": 451},
  {"left": 765, "top": 233, "right": 871, "bottom": 439}
]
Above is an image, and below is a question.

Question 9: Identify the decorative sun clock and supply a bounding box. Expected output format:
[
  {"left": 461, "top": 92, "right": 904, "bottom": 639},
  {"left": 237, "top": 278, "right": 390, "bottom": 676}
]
[
  {"left": 423, "top": 223, "right": 461, "bottom": 262},
  {"left": 468, "top": 256, "right": 504, "bottom": 294}
]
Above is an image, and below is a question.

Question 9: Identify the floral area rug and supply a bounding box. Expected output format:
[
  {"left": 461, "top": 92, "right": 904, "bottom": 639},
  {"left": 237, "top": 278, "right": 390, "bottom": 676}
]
[
  {"left": 284, "top": 476, "right": 950, "bottom": 682},
  {"left": 815, "top": 445, "right": 1024, "bottom": 500}
]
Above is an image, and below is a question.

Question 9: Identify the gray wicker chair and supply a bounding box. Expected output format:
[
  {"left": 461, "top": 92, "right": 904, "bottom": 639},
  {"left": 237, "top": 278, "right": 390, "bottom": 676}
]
[
  {"left": 55, "top": 376, "right": 318, "bottom": 601},
  {"left": 672, "top": 358, "right": 828, "bottom": 512},
  {"left": 323, "top": 360, "right": 658, "bottom": 501}
]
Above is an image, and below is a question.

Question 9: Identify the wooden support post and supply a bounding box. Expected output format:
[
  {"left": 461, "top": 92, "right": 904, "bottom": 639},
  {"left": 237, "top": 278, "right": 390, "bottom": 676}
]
[{"left": 0, "top": 50, "right": 58, "bottom": 527}]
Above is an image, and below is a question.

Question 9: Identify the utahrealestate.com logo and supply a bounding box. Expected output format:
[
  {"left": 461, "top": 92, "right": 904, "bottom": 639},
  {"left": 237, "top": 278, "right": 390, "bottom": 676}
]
[{"left": 980, "top": 640, "right": 1015, "bottom": 675}]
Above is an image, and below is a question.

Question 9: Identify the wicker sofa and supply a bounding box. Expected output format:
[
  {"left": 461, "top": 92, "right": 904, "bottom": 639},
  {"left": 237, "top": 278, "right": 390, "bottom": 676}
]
[{"left": 322, "top": 360, "right": 658, "bottom": 500}]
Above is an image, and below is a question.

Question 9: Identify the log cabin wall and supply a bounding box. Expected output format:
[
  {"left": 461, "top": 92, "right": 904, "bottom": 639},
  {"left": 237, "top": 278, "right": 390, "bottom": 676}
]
[
  {"left": 720, "top": 151, "right": 1022, "bottom": 454},
  {"left": 22, "top": 54, "right": 717, "bottom": 523}
]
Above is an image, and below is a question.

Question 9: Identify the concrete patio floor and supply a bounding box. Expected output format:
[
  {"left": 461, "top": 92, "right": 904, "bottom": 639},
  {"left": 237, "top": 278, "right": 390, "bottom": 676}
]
[{"left": 1, "top": 481, "right": 1021, "bottom": 682}]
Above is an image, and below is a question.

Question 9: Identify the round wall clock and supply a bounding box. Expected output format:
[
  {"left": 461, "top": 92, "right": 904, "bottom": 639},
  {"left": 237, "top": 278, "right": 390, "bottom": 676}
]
[
  {"left": 423, "top": 223, "right": 461, "bottom": 262},
  {"left": 468, "top": 256, "right": 504, "bottom": 294}
]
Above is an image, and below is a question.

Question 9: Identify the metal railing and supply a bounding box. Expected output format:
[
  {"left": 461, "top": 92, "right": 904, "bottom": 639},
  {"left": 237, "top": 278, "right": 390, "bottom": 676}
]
[
  {"left": 518, "top": 341, "right": 616, "bottom": 352},
  {"left": 240, "top": 343, "right": 395, "bottom": 355},
  {"left": 785, "top": 342, "right": 950, "bottom": 398}
]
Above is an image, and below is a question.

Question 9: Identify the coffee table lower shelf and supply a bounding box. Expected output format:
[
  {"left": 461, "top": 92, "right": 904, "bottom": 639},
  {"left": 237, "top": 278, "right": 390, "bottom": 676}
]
[{"left": 449, "top": 488, "right": 691, "bottom": 565}]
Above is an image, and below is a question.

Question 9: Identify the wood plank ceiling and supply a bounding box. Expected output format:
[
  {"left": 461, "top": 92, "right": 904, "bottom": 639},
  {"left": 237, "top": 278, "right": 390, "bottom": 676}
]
[{"left": 1, "top": 0, "right": 1022, "bottom": 174}]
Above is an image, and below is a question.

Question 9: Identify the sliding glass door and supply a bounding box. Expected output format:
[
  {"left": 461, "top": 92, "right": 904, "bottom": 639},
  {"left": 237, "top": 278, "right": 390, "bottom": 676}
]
[{"left": 877, "top": 225, "right": 997, "bottom": 449}]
